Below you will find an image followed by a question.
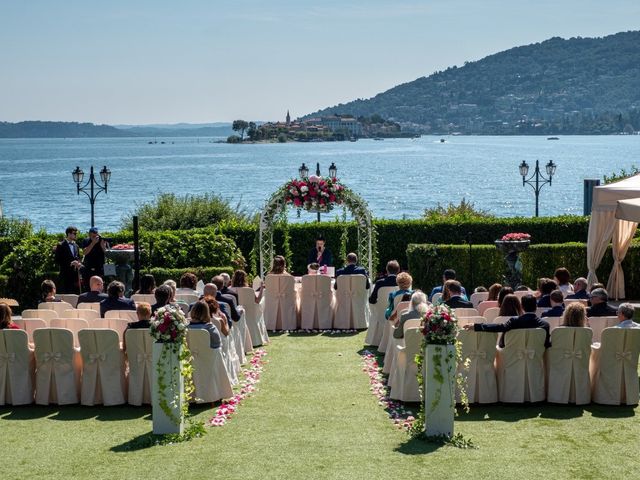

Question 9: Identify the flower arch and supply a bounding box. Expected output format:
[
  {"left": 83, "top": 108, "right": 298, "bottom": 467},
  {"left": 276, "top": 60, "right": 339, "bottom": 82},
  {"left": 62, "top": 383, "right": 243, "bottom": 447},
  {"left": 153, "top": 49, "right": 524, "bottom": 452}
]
[{"left": 258, "top": 177, "right": 374, "bottom": 277}]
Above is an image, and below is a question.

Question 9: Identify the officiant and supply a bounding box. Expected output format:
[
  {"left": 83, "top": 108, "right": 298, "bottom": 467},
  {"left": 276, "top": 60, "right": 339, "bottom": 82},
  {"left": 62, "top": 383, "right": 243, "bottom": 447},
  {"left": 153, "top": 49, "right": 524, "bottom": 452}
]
[{"left": 307, "top": 236, "right": 333, "bottom": 266}]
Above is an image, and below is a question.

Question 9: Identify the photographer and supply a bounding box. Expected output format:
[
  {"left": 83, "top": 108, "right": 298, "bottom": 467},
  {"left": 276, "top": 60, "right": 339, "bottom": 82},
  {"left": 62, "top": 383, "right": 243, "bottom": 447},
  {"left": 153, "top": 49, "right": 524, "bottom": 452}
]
[
  {"left": 81, "top": 227, "right": 109, "bottom": 292},
  {"left": 307, "top": 236, "right": 333, "bottom": 267}
]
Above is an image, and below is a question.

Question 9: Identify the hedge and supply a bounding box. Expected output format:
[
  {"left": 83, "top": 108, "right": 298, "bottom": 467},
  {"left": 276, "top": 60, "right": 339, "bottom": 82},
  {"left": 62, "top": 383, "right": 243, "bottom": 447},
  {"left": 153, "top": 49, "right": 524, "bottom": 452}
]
[{"left": 406, "top": 242, "right": 639, "bottom": 298}]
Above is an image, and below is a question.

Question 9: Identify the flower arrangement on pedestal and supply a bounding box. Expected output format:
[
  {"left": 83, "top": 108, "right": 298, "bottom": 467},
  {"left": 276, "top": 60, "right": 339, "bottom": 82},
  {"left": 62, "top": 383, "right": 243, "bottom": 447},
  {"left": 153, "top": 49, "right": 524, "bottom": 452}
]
[{"left": 283, "top": 175, "right": 344, "bottom": 213}]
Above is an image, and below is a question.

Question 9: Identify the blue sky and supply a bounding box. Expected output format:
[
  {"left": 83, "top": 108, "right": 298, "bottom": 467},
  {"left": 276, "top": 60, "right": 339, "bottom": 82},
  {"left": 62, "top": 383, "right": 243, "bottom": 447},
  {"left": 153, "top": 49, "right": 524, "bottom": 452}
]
[{"left": 1, "top": 0, "right": 638, "bottom": 124}]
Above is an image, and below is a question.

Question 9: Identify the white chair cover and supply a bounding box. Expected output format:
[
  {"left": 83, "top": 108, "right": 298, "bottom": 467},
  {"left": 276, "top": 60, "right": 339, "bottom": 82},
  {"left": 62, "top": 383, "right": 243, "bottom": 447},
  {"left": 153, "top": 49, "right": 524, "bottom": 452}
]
[
  {"left": 211, "top": 317, "right": 238, "bottom": 385},
  {"left": 453, "top": 308, "right": 480, "bottom": 318},
  {"left": 12, "top": 318, "right": 47, "bottom": 345},
  {"left": 105, "top": 310, "right": 138, "bottom": 322},
  {"left": 587, "top": 316, "right": 618, "bottom": 343},
  {"left": 108, "top": 319, "right": 131, "bottom": 344},
  {"left": 384, "top": 318, "right": 420, "bottom": 376},
  {"left": 78, "top": 329, "right": 126, "bottom": 406},
  {"left": 252, "top": 276, "right": 263, "bottom": 291},
  {"left": 389, "top": 328, "right": 422, "bottom": 402},
  {"left": 478, "top": 301, "right": 499, "bottom": 316},
  {"left": 456, "top": 315, "right": 485, "bottom": 329},
  {"left": 333, "top": 275, "right": 370, "bottom": 330},
  {"left": 22, "top": 309, "right": 57, "bottom": 321},
  {"left": 82, "top": 302, "right": 102, "bottom": 314},
  {"left": 264, "top": 274, "right": 298, "bottom": 331},
  {"left": 187, "top": 330, "right": 233, "bottom": 403},
  {"left": 39, "top": 302, "right": 74, "bottom": 316},
  {"left": 131, "top": 294, "right": 155, "bottom": 304},
  {"left": 238, "top": 287, "right": 269, "bottom": 347},
  {"left": 300, "top": 275, "right": 334, "bottom": 330},
  {"left": 483, "top": 307, "right": 500, "bottom": 322},
  {"left": 495, "top": 328, "right": 546, "bottom": 403},
  {"left": 378, "top": 301, "right": 409, "bottom": 354},
  {"left": 33, "top": 328, "right": 81, "bottom": 405},
  {"left": 124, "top": 329, "right": 153, "bottom": 405},
  {"left": 58, "top": 294, "right": 79, "bottom": 308},
  {"left": 0, "top": 329, "right": 34, "bottom": 405},
  {"left": 176, "top": 293, "right": 199, "bottom": 305},
  {"left": 457, "top": 330, "right": 499, "bottom": 403},
  {"left": 590, "top": 327, "right": 640, "bottom": 405},
  {"left": 564, "top": 299, "right": 588, "bottom": 306},
  {"left": 546, "top": 327, "right": 592, "bottom": 404},
  {"left": 63, "top": 309, "right": 100, "bottom": 321},
  {"left": 231, "top": 317, "right": 247, "bottom": 365},
  {"left": 493, "top": 316, "right": 512, "bottom": 325},
  {"left": 544, "top": 316, "right": 563, "bottom": 331},
  {"left": 50, "top": 318, "right": 89, "bottom": 348},
  {"left": 364, "top": 286, "right": 397, "bottom": 346},
  {"left": 470, "top": 292, "right": 489, "bottom": 308}
]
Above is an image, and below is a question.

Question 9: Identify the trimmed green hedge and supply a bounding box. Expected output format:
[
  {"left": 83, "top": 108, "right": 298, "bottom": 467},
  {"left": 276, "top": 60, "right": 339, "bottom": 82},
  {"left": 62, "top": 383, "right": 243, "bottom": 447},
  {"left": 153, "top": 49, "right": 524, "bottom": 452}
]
[{"left": 407, "top": 242, "right": 638, "bottom": 298}]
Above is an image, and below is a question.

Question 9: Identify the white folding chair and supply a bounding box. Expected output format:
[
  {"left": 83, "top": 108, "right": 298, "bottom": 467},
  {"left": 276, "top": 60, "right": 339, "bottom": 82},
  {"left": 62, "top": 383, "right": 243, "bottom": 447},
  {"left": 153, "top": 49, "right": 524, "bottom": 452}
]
[
  {"left": 58, "top": 294, "right": 79, "bottom": 308},
  {"left": 483, "top": 307, "right": 500, "bottom": 322},
  {"left": 470, "top": 292, "right": 489, "bottom": 308},
  {"left": 22, "top": 309, "right": 57, "bottom": 321},
  {"left": 389, "top": 328, "right": 423, "bottom": 402},
  {"left": 38, "top": 302, "right": 74, "bottom": 317},
  {"left": 263, "top": 274, "right": 298, "bottom": 331},
  {"left": 237, "top": 287, "right": 269, "bottom": 347},
  {"left": 131, "top": 294, "right": 156, "bottom": 304},
  {"left": 12, "top": 318, "right": 48, "bottom": 345},
  {"left": 453, "top": 307, "right": 480, "bottom": 318},
  {"left": 457, "top": 330, "right": 499, "bottom": 403},
  {"left": 587, "top": 316, "right": 619, "bottom": 343},
  {"left": 187, "top": 329, "right": 233, "bottom": 403},
  {"left": 63, "top": 309, "right": 100, "bottom": 321}
]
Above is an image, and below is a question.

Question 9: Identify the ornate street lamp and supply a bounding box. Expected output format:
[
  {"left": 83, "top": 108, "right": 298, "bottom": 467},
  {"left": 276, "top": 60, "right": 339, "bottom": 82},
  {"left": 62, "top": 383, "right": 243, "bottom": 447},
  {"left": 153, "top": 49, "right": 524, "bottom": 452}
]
[
  {"left": 329, "top": 162, "right": 338, "bottom": 179},
  {"left": 298, "top": 162, "right": 309, "bottom": 179},
  {"left": 72, "top": 165, "right": 110, "bottom": 228},
  {"left": 519, "top": 159, "right": 556, "bottom": 217}
]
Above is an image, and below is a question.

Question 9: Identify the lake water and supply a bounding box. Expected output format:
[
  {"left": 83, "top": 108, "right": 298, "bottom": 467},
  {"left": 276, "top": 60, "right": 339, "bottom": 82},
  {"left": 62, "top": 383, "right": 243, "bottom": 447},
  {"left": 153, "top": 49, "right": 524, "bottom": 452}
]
[{"left": 0, "top": 135, "right": 638, "bottom": 232}]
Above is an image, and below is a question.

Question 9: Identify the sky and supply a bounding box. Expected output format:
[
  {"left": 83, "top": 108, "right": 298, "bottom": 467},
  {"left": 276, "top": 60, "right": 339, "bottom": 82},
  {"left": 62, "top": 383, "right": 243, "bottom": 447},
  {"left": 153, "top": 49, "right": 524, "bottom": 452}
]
[{"left": 1, "top": 0, "right": 638, "bottom": 124}]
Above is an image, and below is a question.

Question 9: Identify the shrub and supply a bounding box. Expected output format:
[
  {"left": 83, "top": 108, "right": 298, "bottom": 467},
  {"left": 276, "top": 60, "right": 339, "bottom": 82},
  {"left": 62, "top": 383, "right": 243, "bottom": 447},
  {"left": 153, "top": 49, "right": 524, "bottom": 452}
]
[
  {"left": 227, "top": 135, "right": 241, "bottom": 144},
  {"left": 423, "top": 198, "right": 493, "bottom": 221}
]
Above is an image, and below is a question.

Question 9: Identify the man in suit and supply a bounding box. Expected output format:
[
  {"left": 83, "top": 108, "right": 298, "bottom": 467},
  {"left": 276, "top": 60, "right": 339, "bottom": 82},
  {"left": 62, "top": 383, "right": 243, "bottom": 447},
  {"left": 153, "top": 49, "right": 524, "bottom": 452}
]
[
  {"left": 369, "top": 260, "right": 400, "bottom": 304},
  {"left": 541, "top": 289, "right": 565, "bottom": 318},
  {"left": 307, "top": 236, "right": 333, "bottom": 267},
  {"left": 334, "top": 252, "right": 370, "bottom": 290},
  {"left": 80, "top": 227, "right": 108, "bottom": 292},
  {"left": 566, "top": 277, "right": 590, "bottom": 300},
  {"left": 219, "top": 272, "right": 239, "bottom": 303},
  {"left": 586, "top": 288, "right": 617, "bottom": 317},
  {"left": 54, "top": 226, "right": 82, "bottom": 294},
  {"left": 536, "top": 278, "right": 557, "bottom": 307},
  {"left": 123, "top": 302, "right": 152, "bottom": 350},
  {"left": 444, "top": 280, "right": 473, "bottom": 309},
  {"left": 429, "top": 269, "right": 467, "bottom": 302},
  {"left": 464, "top": 294, "right": 551, "bottom": 348},
  {"left": 211, "top": 276, "right": 242, "bottom": 321},
  {"left": 616, "top": 303, "right": 640, "bottom": 328},
  {"left": 100, "top": 280, "right": 136, "bottom": 318},
  {"left": 77, "top": 276, "right": 108, "bottom": 306}
]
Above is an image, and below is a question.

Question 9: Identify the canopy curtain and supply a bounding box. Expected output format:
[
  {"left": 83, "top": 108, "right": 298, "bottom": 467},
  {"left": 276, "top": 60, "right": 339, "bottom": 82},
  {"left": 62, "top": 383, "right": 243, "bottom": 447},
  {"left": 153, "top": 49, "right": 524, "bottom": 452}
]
[
  {"left": 586, "top": 210, "right": 616, "bottom": 288},
  {"left": 606, "top": 219, "right": 638, "bottom": 300}
]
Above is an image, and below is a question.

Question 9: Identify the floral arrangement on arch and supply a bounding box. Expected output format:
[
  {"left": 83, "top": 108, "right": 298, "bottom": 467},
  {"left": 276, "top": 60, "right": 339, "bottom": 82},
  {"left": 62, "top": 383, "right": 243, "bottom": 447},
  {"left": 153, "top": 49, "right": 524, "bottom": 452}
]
[
  {"left": 500, "top": 232, "right": 531, "bottom": 242},
  {"left": 421, "top": 305, "right": 459, "bottom": 345},
  {"left": 284, "top": 175, "right": 344, "bottom": 212}
]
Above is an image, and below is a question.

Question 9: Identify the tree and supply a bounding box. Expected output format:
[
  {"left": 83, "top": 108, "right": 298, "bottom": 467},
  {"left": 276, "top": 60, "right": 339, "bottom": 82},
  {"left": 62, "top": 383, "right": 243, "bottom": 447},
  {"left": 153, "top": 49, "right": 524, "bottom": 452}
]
[{"left": 232, "top": 120, "right": 249, "bottom": 140}]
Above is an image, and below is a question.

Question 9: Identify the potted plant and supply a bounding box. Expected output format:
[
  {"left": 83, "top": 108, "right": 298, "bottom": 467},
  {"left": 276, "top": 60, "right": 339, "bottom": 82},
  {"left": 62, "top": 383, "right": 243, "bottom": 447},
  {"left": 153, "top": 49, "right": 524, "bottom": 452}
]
[{"left": 495, "top": 233, "right": 531, "bottom": 289}]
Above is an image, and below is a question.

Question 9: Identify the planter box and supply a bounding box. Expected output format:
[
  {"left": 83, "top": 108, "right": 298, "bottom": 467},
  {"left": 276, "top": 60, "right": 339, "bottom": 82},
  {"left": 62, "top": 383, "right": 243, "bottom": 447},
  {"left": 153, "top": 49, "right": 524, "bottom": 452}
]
[
  {"left": 424, "top": 344, "right": 456, "bottom": 437},
  {"left": 152, "top": 342, "right": 184, "bottom": 435}
]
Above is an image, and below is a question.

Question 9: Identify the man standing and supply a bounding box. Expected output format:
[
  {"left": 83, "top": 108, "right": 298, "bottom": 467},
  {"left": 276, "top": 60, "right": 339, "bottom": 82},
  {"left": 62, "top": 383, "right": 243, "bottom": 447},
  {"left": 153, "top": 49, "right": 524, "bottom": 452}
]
[
  {"left": 334, "top": 252, "right": 370, "bottom": 289},
  {"left": 54, "top": 226, "right": 82, "bottom": 294},
  {"left": 307, "top": 236, "right": 333, "bottom": 267},
  {"left": 81, "top": 227, "right": 108, "bottom": 292}
]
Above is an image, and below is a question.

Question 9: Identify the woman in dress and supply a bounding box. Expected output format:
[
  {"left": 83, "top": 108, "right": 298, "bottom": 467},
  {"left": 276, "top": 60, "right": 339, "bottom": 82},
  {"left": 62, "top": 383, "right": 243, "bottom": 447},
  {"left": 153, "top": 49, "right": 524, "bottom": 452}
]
[
  {"left": 0, "top": 303, "right": 20, "bottom": 330},
  {"left": 499, "top": 294, "right": 523, "bottom": 317},
  {"left": 188, "top": 301, "right": 221, "bottom": 349}
]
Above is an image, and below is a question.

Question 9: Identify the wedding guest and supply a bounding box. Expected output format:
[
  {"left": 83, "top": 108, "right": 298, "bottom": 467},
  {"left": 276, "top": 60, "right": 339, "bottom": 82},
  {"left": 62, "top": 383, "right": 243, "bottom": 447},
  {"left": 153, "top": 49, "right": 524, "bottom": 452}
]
[
  {"left": 230, "top": 269, "right": 263, "bottom": 303},
  {"left": 561, "top": 302, "right": 588, "bottom": 327},
  {"left": 212, "top": 275, "right": 242, "bottom": 320},
  {"left": 136, "top": 274, "right": 156, "bottom": 295},
  {"left": 0, "top": 303, "right": 20, "bottom": 330},
  {"left": 307, "top": 236, "right": 333, "bottom": 267},
  {"left": 464, "top": 294, "right": 551, "bottom": 348},
  {"left": 474, "top": 286, "right": 488, "bottom": 293},
  {"left": 444, "top": 280, "right": 473, "bottom": 309},
  {"left": 163, "top": 280, "right": 179, "bottom": 303},
  {"left": 385, "top": 272, "right": 413, "bottom": 319},
  {"left": 80, "top": 227, "right": 107, "bottom": 292},
  {"left": 188, "top": 301, "right": 221, "bottom": 349},
  {"left": 554, "top": 267, "right": 574, "bottom": 297},
  {"left": 176, "top": 272, "right": 198, "bottom": 295},
  {"left": 219, "top": 272, "right": 238, "bottom": 303},
  {"left": 269, "top": 255, "right": 291, "bottom": 275},
  {"left": 487, "top": 283, "right": 502, "bottom": 301},
  {"left": 151, "top": 285, "right": 173, "bottom": 314},
  {"left": 537, "top": 279, "right": 558, "bottom": 307},
  {"left": 615, "top": 303, "right": 640, "bottom": 328},
  {"left": 123, "top": 302, "right": 152, "bottom": 350},
  {"left": 40, "top": 280, "right": 61, "bottom": 303},
  {"left": 203, "top": 295, "right": 229, "bottom": 336},
  {"left": 393, "top": 291, "right": 429, "bottom": 339},
  {"left": 499, "top": 294, "right": 523, "bottom": 317},
  {"left": 429, "top": 269, "right": 467, "bottom": 302},
  {"left": 566, "top": 277, "right": 589, "bottom": 300},
  {"left": 541, "top": 290, "right": 565, "bottom": 318},
  {"left": 201, "top": 284, "right": 231, "bottom": 328},
  {"left": 497, "top": 286, "right": 514, "bottom": 307},
  {"left": 589, "top": 282, "right": 606, "bottom": 293},
  {"left": 334, "top": 252, "right": 370, "bottom": 290},
  {"left": 100, "top": 281, "right": 136, "bottom": 318},
  {"left": 77, "top": 276, "right": 108, "bottom": 306},
  {"left": 307, "top": 262, "right": 320, "bottom": 274},
  {"left": 53, "top": 226, "right": 82, "bottom": 294},
  {"left": 369, "top": 260, "right": 400, "bottom": 304},
  {"left": 586, "top": 288, "right": 617, "bottom": 317}
]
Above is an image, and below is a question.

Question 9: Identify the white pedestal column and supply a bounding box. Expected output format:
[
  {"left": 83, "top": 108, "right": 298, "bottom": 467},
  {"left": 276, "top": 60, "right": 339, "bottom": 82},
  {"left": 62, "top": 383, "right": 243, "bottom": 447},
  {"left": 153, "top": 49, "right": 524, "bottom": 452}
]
[
  {"left": 424, "top": 344, "right": 455, "bottom": 437},
  {"left": 152, "top": 342, "right": 184, "bottom": 435}
]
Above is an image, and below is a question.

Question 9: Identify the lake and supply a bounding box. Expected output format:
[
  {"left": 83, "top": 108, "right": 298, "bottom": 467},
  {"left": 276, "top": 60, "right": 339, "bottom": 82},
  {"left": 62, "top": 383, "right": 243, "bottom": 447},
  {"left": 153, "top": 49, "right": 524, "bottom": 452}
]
[{"left": 0, "top": 135, "right": 638, "bottom": 232}]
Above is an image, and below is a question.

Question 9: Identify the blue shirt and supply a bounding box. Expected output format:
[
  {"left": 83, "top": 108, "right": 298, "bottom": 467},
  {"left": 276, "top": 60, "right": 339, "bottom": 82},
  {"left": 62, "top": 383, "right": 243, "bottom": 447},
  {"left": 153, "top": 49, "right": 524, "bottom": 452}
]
[{"left": 428, "top": 285, "right": 467, "bottom": 302}]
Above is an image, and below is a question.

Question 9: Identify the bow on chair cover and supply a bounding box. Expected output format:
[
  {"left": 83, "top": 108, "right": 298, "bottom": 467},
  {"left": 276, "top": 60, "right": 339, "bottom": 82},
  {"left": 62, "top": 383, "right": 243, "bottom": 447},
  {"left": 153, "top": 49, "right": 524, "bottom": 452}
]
[
  {"left": 0, "top": 330, "right": 34, "bottom": 405},
  {"left": 496, "top": 328, "right": 546, "bottom": 403},
  {"left": 34, "top": 328, "right": 80, "bottom": 405},
  {"left": 457, "top": 330, "right": 499, "bottom": 404},
  {"left": 590, "top": 328, "right": 640, "bottom": 405},
  {"left": 546, "top": 327, "right": 592, "bottom": 405},
  {"left": 187, "top": 330, "right": 233, "bottom": 403},
  {"left": 78, "top": 329, "right": 125, "bottom": 406},
  {"left": 124, "top": 329, "right": 153, "bottom": 405},
  {"left": 333, "top": 275, "right": 370, "bottom": 330},
  {"left": 300, "top": 275, "right": 334, "bottom": 330},
  {"left": 237, "top": 287, "right": 269, "bottom": 347}
]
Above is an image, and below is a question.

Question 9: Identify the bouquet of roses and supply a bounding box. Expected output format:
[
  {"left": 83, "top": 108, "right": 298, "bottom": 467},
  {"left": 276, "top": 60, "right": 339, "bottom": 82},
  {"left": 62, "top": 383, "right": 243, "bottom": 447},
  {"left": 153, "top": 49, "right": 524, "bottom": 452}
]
[
  {"left": 421, "top": 305, "right": 458, "bottom": 345},
  {"left": 284, "top": 175, "right": 344, "bottom": 212},
  {"left": 500, "top": 232, "right": 531, "bottom": 242},
  {"left": 110, "top": 243, "right": 135, "bottom": 250},
  {"left": 150, "top": 305, "right": 188, "bottom": 343}
]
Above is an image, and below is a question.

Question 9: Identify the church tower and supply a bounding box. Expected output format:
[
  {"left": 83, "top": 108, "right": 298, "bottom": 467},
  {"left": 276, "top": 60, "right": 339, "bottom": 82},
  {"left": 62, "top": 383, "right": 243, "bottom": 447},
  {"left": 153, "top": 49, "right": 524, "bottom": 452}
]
[{"left": 286, "top": 110, "right": 291, "bottom": 126}]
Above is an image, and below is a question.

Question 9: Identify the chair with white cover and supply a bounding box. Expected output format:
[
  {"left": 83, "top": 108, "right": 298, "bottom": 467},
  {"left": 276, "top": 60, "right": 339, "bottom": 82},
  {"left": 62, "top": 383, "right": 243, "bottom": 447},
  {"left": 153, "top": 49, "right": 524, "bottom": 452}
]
[
  {"left": 82, "top": 302, "right": 102, "bottom": 314},
  {"left": 264, "top": 274, "right": 298, "bottom": 331},
  {"left": 514, "top": 291, "right": 530, "bottom": 299},
  {"left": 108, "top": 318, "right": 131, "bottom": 344},
  {"left": 564, "top": 298, "right": 588, "bottom": 306},
  {"left": 470, "top": 292, "right": 489, "bottom": 308},
  {"left": 211, "top": 317, "right": 239, "bottom": 385},
  {"left": 78, "top": 329, "right": 126, "bottom": 406},
  {"left": 176, "top": 293, "right": 199, "bottom": 305},
  {"left": 546, "top": 327, "right": 592, "bottom": 404},
  {"left": 365, "top": 286, "right": 397, "bottom": 346},
  {"left": 33, "top": 328, "right": 81, "bottom": 405},
  {"left": 378, "top": 300, "right": 409, "bottom": 354},
  {"left": 39, "top": 301, "right": 74, "bottom": 317},
  {"left": 12, "top": 318, "right": 48, "bottom": 345},
  {"left": 50, "top": 318, "right": 89, "bottom": 348},
  {"left": 457, "top": 330, "right": 499, "bottom": 403},
  {"left": 300, "top": 275, "right": 334, "bottom": 330},
  {"left": 590, "top": 327, "right": 640, "bottom": 405},
  {"left": 105, "top": 310, "right": 138, "bottom": 322},
  {"left": 384, "top": 318, "right": 421, "bottom": 377},
  {"left": 587, "top": 316, "right": 618, "bottom": 343},
  {"left": 63, "top": 309, "right": 100, "bottom": 321},
  {"left": 478, "top": 301, "right": 499, "bottom": 316},
  {"left": 495, "top": 328, "right": 546, "bottom": 403},
  {"left": 483, "top": 307, "right": 500, "bottom": 322},
  {"left": 230, "top": 316, "right": 247, "bottom": 365},
  {"left": 389, "top": 327, "right": 423, "bottom": 402},
  {"left": 131, "top": 294, "right": 156, "bottom": 304},
  {"left": 237, "top": 287, "right": 269, "bottom": 347},
  {"left": 456, "top": 315, "right": 485, "bottom": 329},
  {"left": 544, "top": 316, "right": 563, "bottom": 332},
  {"left": 252, "top": 276, "right": 263, "bottom": 291},
  {"left": 333, "top": 275, "right": 370, "bottom": 330},
  {"left": 453, "top": 308, "right": 480, "bottom": 318},
  {"left": 187, "top": 329, "right": 233, "bottom": 403},
  {"left": 22, "top": 309, "right": 57, "bottom": 321},
  {"left": 0, "top": 297, "right": 19, "bottom": 307},
  {"left": 58, "top": 294, "right": 79, "bottom": 308},
  {"left": 0, "top": 329, "right": 34, "bottom": 405},
  {"left": 124, "top": 329, "right": 153, "bottom": 405},
  {"left": 492, "top": 316, "right": 512, "bottom": 325},
  {"left": 431, "top": 292, "right": 443, "bottom": 304}
]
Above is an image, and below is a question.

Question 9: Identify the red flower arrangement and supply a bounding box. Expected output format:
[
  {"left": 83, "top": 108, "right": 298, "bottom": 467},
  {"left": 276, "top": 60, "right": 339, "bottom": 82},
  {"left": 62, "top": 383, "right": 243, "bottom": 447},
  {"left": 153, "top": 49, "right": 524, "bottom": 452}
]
[
  {"left": 111, "top": 243, "right": 135, "bottom": 250},
  {"left": 422, "top": 305, "right": 458, "bottom": 345},
  {"left": 500, "top": 232, "right": 531, "bottom": 242},
  {"left": 284, "top": 175, "right": 344, "bottom": 212}
]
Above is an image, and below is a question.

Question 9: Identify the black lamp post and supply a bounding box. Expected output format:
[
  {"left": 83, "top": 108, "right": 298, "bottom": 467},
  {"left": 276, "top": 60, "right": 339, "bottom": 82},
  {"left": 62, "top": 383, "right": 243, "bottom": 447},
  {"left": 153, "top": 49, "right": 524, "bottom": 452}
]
[
  {"left": 298, "top": 162, "right": 338, "bottom": 222},
  {"left": 72, "top": 165, "right": 111, "bottom": 228},
  {"left": 519, "top": 159, "right": 556, "bottom": 217}
]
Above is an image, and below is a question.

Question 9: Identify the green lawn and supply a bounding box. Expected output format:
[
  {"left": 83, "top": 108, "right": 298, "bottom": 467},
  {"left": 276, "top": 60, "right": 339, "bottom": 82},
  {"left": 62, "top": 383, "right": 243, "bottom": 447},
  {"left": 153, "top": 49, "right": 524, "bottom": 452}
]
[{"left": 1, "top": 332, "right": 638, "bottom": 480}]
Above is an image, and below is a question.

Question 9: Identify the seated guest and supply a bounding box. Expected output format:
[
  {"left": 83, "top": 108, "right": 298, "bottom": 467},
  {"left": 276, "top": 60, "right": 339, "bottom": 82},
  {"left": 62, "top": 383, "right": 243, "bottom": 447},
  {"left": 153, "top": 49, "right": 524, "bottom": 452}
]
[
  {"left": 487, "top": 283, "right": 502, "bottom": 301},
  {"left": 474, "top": 286, "right": 488, "bottom": 293},
  {"left": 385, "top": 272, "right": 413, "bottom": 319},
  {"left": 230, "top": 269, "right": 263, "bottom": 303},
  {"left": 615, "top": 303, "right": 640, "bottom": 328},
  {"left": 176, "top": 272, "right": 198, "bottom": 295},
  {"left": 269, "top": 255, "right": 291, "bottom": 275},
  {"left": 136, "top": 274, "right": 156, "bottom": 294},
  {"left": 388, "top": 293, "right": 413, "bottom": 323},
  {"left": 307, "top": 262, "right": 320, "bottom": 274},
  {"left": 203, "top": 295, "right": 229, "bottom": 336},
  {"left": 393, "top": 291, "right": 429, "bottom": 339},
  {"left": 212, "top": 276, "right": 242, "bottom": 320},
  {"left": 200, "top": 284, "right": 232, "bottom": 328},
  {"left": 0, "top": 303, "right": 20, "bottom": 330},
  {"left": 188, "top": 301, "right": 221, "bottom": 349},
  {"left": 554, "top": 267, "right": 574, "bottom": 297},
  {"left": 100, "top": 281, "right": 136, "bottom": 318},
  {"left": 369, "top": 260, "right": 400, "bottom": 304},
  {"left": 77, "top": 276, "right": 108, "bottom": 305},
  {"left": 219, "top": 272, "right": 238, "bottom": 303},
  {"left": 589, "top": 282, "right": 605, "bottom": 293},
  {"left": 463, "top": 294, "right": 551, "bottom": 348},
  {"left": 334, "top": 252, "right": 370, "bottom": 290},
  {"left": 499, "top": 294, "right": 523, "bottom": 317},
  {"left": 444, "top": 280, "right": 473, "bottom": 309},
  {"left": 561, "top": 302, "right": 588, "bottom": 327},
  {"left": 566, "top": 277, "right": 589, "bottom": 300},
  {"left": 40, "top": 279, "right": 61, "bottom": 303},
  {"left": 163, "top": 280, "right": 181, "bottom": 304},
  {"left": 516, "top": 285, "right": 531, "bottom": 292},
  {"left": 123, "top": 302, "right": 152, "bottom": 350},
  {"left": 541, "top": 290, "right": 565, "bottom": 318},
  {"left": 429, "top": 269, "right": 467, "bottom": 302},
  {"left": 586, "top": 288, "right": 617, "bottom": 317},
  {"left": 497, "top": 286, "right": 514, "bottom": 308},
  {"left": 151, "top": 284, "right": 173, "bottom": 315},
  {"left": 537, "top": 278, "right": 558, "bottom": 307}
]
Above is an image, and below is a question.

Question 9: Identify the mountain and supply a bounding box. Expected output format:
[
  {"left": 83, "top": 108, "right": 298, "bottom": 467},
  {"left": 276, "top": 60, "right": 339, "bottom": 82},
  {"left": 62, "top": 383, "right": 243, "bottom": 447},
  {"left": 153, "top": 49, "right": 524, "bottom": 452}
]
[
  {"left": 0, "top": 121, "right": 132, "bottom": 138},
  {"left": 304, "top": 31, "right": 640, "bottom": 135}
]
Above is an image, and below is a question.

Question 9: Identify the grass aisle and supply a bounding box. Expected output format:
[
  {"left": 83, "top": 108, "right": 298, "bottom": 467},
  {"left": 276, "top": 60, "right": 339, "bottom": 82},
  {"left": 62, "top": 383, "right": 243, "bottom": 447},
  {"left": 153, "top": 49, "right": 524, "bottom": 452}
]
[{"left": 1, "top": 332, "right": 639, "bottom": 479}]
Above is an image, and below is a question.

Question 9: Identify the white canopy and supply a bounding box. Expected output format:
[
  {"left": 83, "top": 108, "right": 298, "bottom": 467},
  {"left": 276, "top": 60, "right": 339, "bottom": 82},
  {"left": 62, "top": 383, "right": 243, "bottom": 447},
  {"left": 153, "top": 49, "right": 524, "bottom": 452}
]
[
  {"left": 587, "top": 174, "right": 640, "bottom": 299},
  {"left": 615, "top": 198, "right": 640, "bottom": 222}
]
